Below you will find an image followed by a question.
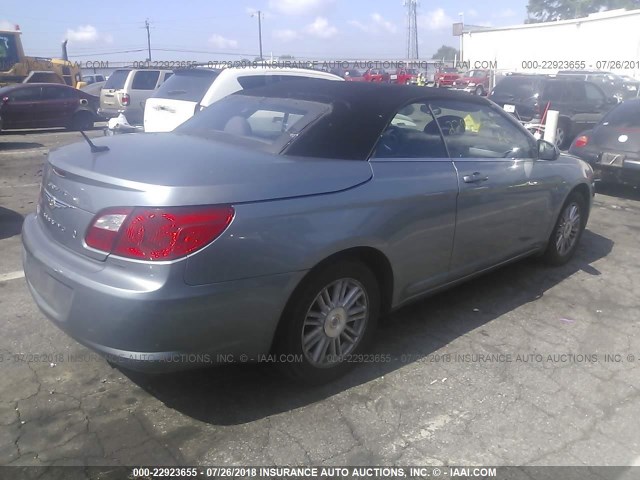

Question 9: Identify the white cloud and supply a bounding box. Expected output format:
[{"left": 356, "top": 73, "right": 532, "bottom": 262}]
[
  {"left": 65, "top": 25, "right": 104, "bottom": 43},
  {"left": 305, "top": 17, "right": 337, "bottom": 38},
  {"left": 348, "top": 13, "right": 396, "bottom": 34},
  {"left": 418, "top": 8, "right": 454, "bottom": 30},
  {"left": 208, "top": 34, "right": 238, "bottom": 49},
  {"left": 268, "top": 0, "right": 334, "bottom": 16},
  {"left": 273, "top": 29, "right": 299, "bottom": 42}
]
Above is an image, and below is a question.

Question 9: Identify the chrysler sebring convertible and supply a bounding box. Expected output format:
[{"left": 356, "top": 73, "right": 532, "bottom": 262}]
[{"left": 22, "top": 80, "right": 594, "bottom": 383}]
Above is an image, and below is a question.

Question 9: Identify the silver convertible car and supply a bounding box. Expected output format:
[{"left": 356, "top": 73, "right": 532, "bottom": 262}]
[{"left": 22, "top": 80, "right": 594, "bottom": 383}]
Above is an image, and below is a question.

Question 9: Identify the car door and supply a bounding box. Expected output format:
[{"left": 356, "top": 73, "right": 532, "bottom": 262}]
[
  {"left": 39, "top": 86, "right": 77, "bottom": 127},
  {"left": 128, "top": 70, "right": 161, "bottom": 124},
  {"left": 368, "top": 102, "right": 459, "bottom": 299},
  {"left": 428, "top": 99, "right": 555, "bottom": 277},
  {"left": 2, "top": 86, "right": 42, "bottom": 129}
]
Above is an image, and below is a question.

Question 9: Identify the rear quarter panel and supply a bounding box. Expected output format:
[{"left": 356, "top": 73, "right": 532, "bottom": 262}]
[{"left": 183, "top": 159, "right": 460, "bottom": 308}]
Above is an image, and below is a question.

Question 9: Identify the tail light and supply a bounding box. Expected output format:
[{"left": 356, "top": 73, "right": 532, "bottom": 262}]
[
  {"left": 574, "top": 135, "right": 589, "bottom": 148},
  {"left": 86, "top": 206, "right": 234, "bottom": 261},
  {"left": 121, "top": 93, "right": 130, "bottom": 106}
]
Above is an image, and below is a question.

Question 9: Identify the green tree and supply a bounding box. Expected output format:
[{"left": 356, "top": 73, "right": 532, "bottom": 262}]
[
  {"left": 431, "top": 45, "right": 460, "bottom": 61},
  {"left": 526, "top": 0, "right": 640, "bottom": 23}
]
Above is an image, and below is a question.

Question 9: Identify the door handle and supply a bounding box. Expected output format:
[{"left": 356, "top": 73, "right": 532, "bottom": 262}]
[{"left": 463, "top": 172, "right": 489, "bottom": 183}]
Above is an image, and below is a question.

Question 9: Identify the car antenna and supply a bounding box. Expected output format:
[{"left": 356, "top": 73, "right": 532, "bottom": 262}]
[{"left": 79, "top": 131, "right": 109, "bottom": 153}]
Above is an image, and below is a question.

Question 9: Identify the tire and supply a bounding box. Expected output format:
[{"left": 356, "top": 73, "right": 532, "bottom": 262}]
[
  {"left": 275, "top": 261, "right": 380, "bottom": 384},
  {"left": 555, "top": 119, "right": 571, "bottom": 149},
  {"left": 542, "top": 191, "right": 588, "bottom": 266},
  {"left": 70, "top": 111, "right": 94, "bottom": 131},
  {"left": 474, "top": 85, "right": 484, "bottom": 96}
]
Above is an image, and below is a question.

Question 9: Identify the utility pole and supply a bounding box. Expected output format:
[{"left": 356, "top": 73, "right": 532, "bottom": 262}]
[
  {"left": 251, "top": 10, "right": 264, "bottom": 60},
  {"left": 145, "top": 19, "right": 152, "bottom": 61},
  {"left": 403, "top": 0, "right": 419, "bottom": 60}
]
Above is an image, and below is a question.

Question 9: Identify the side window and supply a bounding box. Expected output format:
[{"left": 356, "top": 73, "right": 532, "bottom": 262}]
[
  {"left": 543, "top": 82, "right": 566, "bottom": 102},
  {"left": 42, "top": 86, "right": 74, "bottom": 100},
  {"left": 429, "top": 100, "right": 535, "bottom": 159},
  {"left": 163, "top": 72, "right": 173, "bottom": 82},
  {"left": 372, "top": 102, "right": 448, "bottom": 159},
  {"left": 131, "top": 70, "right": 160, "bottom": 90},
  {"left": 585, "top": 83, "right": 605, "bottom": 102},
  {"left": 9, "top": 87, "right": 41, "bottom": 102},
  {"left": 568, "top": 82, "right": 587, "bottom": 102}
]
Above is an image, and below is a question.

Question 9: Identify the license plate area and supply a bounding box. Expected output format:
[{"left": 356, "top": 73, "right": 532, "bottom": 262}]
[{"left": 599, "top": 152, "right": 625, "bottom": 167}]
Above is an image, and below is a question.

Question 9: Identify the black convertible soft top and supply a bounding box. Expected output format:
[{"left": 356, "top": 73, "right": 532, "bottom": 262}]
[{"left": 235, "top": 79, "right": 492, "bottom": 160}]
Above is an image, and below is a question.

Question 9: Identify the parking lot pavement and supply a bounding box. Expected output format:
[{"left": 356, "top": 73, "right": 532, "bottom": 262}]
[{"left": 1, "top": 129, "right": 639, "bottom": 468}]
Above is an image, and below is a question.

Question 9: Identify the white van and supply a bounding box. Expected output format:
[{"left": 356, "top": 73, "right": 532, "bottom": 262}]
[
  {"left": 144, "top": 67, "right": 343, "bottom": 133},
  {"left": 99, "top": 68, "right": 173, "bottom": 125}
]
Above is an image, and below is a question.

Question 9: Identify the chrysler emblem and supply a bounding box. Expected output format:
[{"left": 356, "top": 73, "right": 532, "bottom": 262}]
[{"left": 44, "top": 191, "right": 73, "bottom": 210}]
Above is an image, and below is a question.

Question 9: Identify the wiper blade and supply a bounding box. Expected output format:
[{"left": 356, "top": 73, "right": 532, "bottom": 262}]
[{"left": 79, "top": 131, "right": 109, "bottom": 153}]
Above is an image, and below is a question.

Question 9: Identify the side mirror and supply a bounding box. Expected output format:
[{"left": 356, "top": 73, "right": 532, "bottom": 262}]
[
  {"left": 606, "top": 97, "right": 618, "bottom": 105},
  {"left": 537, "top": 139, "right": 559, "bottom": 161},
  {"left": 1, "top": 96, "right": 9, "bottom": 105}
]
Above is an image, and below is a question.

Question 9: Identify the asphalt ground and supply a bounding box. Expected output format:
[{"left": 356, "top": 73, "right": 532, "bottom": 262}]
[{"left": 1, "top": 127, "right": 639, "bottom": 470}]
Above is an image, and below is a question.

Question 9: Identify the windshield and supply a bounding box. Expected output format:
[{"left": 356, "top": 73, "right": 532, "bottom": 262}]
[
  {"left": 176, "top": 94, "right": 332, "bottom": 153},
  {"left": 493, "top": 77, "right": 539, "bottom": 99},
  {"left": 468, "top": 70, "right": 485, "bottom": 78},
  {"left": 601, "top": 100, "right": 640, "bottom": 128},
  {"left": 0, "top": 33, "right": 20, "bottom": 71},
  {"left": 152, "top": 69, "right": 220, "bottom": 102},
  {"left": 103, "top": 69, "right": 131, "bottom": 90}
]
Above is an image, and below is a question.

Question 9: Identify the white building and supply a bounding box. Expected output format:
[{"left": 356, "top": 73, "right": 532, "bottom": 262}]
[{"left": 461, "top": 8, "right": 640, "bottom": 77}]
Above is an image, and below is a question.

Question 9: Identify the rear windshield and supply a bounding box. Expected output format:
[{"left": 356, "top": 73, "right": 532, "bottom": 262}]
[
  {"left": 176, "top": 94, "right": 331, "bottom": 153},
  {"left": 152, "top": 69, "right": 220, "bottom": 101},
  {"left": 103, "top": 69, "right": 131, "bottom": 90},
  {"left": 493, "top": 77, "right": 539, "bottom": 99},
  {"left": 602, "top": 100, "right": 640, "bottom": 127}
]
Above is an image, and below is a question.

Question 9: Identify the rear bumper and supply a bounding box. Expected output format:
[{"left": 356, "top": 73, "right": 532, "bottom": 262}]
[
  {"left": 593, "top": 159, "right": 640, "bottom": 186},
  {"left": 21, "top": 213, "right": 306, "bottom": 373}
]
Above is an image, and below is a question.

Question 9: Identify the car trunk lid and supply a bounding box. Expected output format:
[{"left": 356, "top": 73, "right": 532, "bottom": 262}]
[
  {"left": 592, "top": 125, "right": 640, "bottom": 154},
  {"left": 40, "top": 133, "right": 372, "bottom": 260}
]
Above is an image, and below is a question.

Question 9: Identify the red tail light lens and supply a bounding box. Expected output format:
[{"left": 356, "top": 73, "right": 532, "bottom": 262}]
[
  {"left": 574, "top": 135, "right": 589, "bottom": 148},
  {"left": 86, "top": 206, "right": 234, "bottom": 261},
  {"left": 121, "top": 93, "right": 130, "bottom": 106}
]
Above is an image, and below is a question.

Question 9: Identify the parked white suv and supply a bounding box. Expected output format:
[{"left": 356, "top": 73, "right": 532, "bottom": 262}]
[
  {"left": 99, "top": 68, "right": 173, "bottom": 125},
  {"left": 144, "top": 67, "right": 343, "bottom": 133}
]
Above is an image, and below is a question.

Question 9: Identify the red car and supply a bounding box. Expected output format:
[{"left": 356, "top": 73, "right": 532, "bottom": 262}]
[
  {"left": 0, "top": 83, "right": 98, "bottom": 132},
  {"left": 451, "top": 70, "right": 491, "bottom": 96},
  {"left": 343, "top": 69, "right": 367, "bottom": 82},
  {"left": 434, "top": 67, "right": 462, "bottom": 88},
  {"left": 362, "top": 68, "right": 390, "bottom": 83},
  {"left": 391, "top": 68, "right": 419, "bottom": 85}
]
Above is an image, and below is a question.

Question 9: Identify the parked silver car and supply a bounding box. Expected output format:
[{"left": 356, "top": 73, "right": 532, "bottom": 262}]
[{"left": 22, "top": 81, "right": 594, "bottom": 383}]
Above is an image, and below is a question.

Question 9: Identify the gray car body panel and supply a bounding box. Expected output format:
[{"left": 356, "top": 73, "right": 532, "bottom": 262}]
[{"left": 22, "top": 85, "right": 595, "bottom": 371}]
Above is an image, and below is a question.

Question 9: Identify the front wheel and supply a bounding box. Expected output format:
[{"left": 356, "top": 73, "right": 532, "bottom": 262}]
[
  {"left": 275, "top": 261, "right": 380, "bottom": 384},
  {"left": 542, "top": 191, "right": 587, "bottom": 265},
  {"left": 474, "top": 85, "right": 485, "bottom": 96}
]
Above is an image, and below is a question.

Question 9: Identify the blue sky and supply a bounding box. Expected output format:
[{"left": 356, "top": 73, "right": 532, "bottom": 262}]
[{"left": 2, "top": 0, "right": 528, "bottom": 61}]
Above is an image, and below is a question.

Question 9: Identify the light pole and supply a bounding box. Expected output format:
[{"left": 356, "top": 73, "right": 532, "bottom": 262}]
[
  {"left": 251, "top": 10, "right": 264, "bottom": 60},
  {"left": 145, "top": 18, "right": 152, "bottom": 61},
  {"left": 459, "top": 12, "right": 464, "bottom": 65}
]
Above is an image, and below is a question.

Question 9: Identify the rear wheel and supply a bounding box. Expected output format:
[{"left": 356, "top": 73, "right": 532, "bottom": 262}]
[
  {"left": 275, "top": 261, "right": 380, "bottom": 384},
  {"left": 542, "top": 191, "right": 587, "bottom": 265},
  {"left": 70, "top": 111, "right": 94, "bottom": 131}
]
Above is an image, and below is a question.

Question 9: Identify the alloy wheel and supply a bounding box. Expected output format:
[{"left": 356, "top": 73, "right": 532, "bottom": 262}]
[
  {"left": 555, "top": 202, "right": 581, "bottom": 256},
  {"left": 301, "top": 278, "right": 368, "bottom": 367}
]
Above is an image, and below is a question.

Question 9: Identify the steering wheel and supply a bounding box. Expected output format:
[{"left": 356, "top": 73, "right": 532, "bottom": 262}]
[{"left": 378, "top": 126, "right": 402, "bottom": 155}]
